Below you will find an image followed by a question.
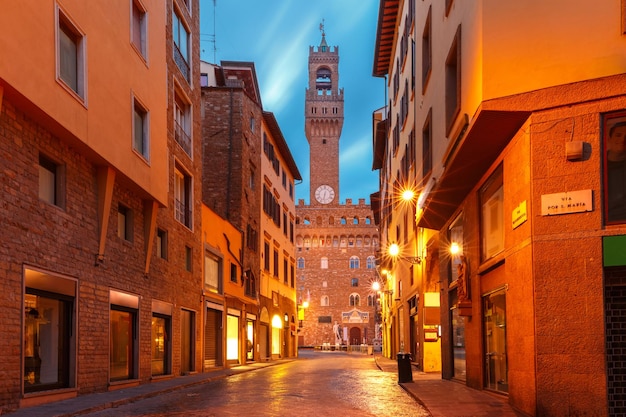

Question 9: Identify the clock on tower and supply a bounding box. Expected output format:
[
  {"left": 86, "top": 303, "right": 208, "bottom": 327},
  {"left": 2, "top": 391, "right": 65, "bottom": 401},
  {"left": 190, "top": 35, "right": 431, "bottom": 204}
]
[{"left": 315, "top": 184, "right": 335, "bottom": 204}]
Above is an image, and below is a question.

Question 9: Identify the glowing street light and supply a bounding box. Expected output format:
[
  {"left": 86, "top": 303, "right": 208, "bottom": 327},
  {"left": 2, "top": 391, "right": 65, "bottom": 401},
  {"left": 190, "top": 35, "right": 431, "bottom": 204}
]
[{"left": 450, "top": 242, "right": 461, "bottom": 255}]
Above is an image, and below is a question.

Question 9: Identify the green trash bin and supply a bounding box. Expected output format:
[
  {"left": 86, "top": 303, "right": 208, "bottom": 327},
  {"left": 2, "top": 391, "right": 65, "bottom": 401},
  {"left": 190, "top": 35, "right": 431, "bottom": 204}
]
[{"left": 397, "top": 352, "right": 413, "bottom": 383}]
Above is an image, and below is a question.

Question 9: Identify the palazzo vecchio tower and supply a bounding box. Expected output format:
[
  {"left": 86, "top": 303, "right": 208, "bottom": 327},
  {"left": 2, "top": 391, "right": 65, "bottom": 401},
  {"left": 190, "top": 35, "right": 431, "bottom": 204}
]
[{"left": 295, "top": 25, "right": 379, "bottom": 348}]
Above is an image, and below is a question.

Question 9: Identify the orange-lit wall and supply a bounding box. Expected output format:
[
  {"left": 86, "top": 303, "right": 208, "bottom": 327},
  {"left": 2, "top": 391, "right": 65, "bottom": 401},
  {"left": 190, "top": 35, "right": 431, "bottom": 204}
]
[{"left": 0, "top": 0, "right": 168, "bottom": 204}]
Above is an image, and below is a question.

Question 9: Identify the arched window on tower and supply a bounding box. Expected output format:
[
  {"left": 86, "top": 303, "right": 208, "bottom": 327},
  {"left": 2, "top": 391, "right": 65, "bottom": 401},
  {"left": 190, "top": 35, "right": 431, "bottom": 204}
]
[
  {"left": 297, "top": 257, "right": 305, "bottom": 269},
  {"left": 349, "top": 256, "right": 360, "bottom": 269},
  {"left": 316, "top": 67, "right": 332, "bottom": 94},
  {"left": 366, "top": 256, "right": 376, "bottom": 269},
  {"left": 321, "top": 295, "right": 329, "bottom": 306}
]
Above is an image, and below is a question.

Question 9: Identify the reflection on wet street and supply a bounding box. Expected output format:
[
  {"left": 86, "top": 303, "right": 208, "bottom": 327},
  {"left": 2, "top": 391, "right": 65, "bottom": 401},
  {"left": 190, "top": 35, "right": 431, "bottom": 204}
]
[{"left": 83, "top": 350, "right": 430, "bottom": 417}]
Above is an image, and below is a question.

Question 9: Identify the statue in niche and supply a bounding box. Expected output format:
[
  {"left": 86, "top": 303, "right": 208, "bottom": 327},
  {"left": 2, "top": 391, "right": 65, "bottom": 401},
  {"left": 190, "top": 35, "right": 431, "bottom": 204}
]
[
  {"left": 457, "top": 255, "right": 472, "bottom": 316},
  {"left": 457, "top": 255, "right": 469, "bottom": 302}
]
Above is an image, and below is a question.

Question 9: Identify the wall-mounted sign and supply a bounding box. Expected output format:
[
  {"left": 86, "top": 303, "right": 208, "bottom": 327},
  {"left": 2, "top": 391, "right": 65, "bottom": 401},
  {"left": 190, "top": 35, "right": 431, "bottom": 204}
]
[
  {"left": 541, "top": 189, "right": 593, "bottom": 216},
  {"left": 512, "top": 200, "right": 527, "bottom": 229}
]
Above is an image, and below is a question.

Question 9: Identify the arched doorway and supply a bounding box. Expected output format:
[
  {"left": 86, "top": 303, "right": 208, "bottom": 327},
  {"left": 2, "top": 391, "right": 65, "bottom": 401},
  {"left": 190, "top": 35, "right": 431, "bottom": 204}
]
[{"left": 349, "top": 327, "right": 361, "bottom": 346}]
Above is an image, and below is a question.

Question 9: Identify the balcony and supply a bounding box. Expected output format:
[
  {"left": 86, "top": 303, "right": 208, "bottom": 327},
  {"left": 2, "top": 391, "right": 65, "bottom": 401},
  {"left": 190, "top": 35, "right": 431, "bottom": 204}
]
[
  {"left": 174, "top": 44, "right": 190, "bottom": 83},
  {"left": 175, "top": 121, "right": 192, "bottom": 156}
]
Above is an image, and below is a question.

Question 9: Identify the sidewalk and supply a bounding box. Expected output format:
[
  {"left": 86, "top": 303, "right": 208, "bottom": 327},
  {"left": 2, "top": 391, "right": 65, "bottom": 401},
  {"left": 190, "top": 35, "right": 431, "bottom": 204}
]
[
  {"left": 3, "top": 361, "right": 291, "bottom": 417},
  {"left": 374, "top": 355, "right": 526, "bottom": 417}
]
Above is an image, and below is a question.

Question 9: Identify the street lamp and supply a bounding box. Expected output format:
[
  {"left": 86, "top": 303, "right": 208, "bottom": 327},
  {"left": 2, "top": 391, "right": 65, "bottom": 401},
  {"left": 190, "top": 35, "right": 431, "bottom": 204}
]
[{"left": 388, "top": 243, "right": 421, "bottom": 264}]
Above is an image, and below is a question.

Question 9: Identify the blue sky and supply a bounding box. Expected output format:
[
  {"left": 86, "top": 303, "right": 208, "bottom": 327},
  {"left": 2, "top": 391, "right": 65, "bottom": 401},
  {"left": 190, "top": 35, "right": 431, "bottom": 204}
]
[{"left": 199, "top": 1, "right": 385, "bottom": 205}]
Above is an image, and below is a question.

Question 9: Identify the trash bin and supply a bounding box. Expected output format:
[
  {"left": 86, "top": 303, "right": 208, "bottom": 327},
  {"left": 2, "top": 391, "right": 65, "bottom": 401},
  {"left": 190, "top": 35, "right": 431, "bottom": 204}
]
[{"left": 397, "top": 352, "right": 413, "bottom": 383}]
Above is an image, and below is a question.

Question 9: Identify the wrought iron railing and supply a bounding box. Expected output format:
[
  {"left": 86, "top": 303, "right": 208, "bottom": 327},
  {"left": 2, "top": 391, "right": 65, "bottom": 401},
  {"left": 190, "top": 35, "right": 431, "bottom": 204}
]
[
  {"left": 174, "top": 43, "right": 190, "bottom": 83},
  {"left": 175, "top": 121, "right": 192, "bottom": 156}
]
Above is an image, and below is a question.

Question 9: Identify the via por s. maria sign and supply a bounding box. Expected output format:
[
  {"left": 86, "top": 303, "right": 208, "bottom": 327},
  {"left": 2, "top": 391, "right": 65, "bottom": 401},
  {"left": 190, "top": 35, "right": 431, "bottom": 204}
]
[{"left": 541, "top": 189, "right": 593, "bottom": 216}]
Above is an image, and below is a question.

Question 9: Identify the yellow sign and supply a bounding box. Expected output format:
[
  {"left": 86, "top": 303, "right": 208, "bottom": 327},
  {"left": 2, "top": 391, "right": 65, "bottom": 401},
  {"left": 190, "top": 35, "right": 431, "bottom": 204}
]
[{"left": 512, "top": 200, "right": 527, "bottom": 229}]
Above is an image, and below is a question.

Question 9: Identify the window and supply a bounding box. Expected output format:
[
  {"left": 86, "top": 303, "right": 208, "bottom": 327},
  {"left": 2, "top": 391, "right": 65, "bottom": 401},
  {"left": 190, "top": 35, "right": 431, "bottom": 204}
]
[
  {"left": 172, "top": 9, "right": 190, "bottom": 81},
  {"left": 422, "top": 6, "right": 432, "bottom": 91},
  {"left": 131, "top": 0, "right": 147, "bottom": 59},
  {"left": 174, "top": 165, "right": 192, "bottom": 228},
  {"left": 445, "top": 26, "right": 462, "bottom": 136},
  {"left": 174, "top": 90, "right": 192, "bottom": 156},
  {"left": 349, "top": 293, "right": 360, "bottom": 306},
  {"left": 156, "top": 229, "right": 167, "bottom": 259},
  {"left": 368, "top": 295, "right": 375, "bottom": 307},
  {"left": 351, "top": 278, "right": 359, "bottom": 287},
  {"left": 297, "top": 257, "right": 305, "bottom": 269},
  {"left": 349, "top": 256, "right": 360, "bottom": 269},
  {"left": 133, "top": 98, "right": 149, "bottom": 159},
  {"left": 244, "top": 269, "right": 257, "bottom": 298},
  {"left": 321, "top": 257, "right": 328, "bottom": 269},
  {"left": 185, "top": 245, "right": 193, "bottom": 272},
  {"left": 480, "top": 165, "right": 504, "bottom": 260},
  {"left": 39, "top": 154, "right": 65, "bottom": 208},
  {"left": 151, "top": 313, "right": 171, "bottom": 376},
  {"left": 283, "top": 258, "right": 288, "bottom": 284},
  {"left": 200, "top": 73, "right": 209, "bottom": 87},
  {"left": 366, "top": 256, "right": 376, "bottom": 269},
  {"left": 24, "top": 269, "right": 76, "bottom": 393},
  {"left": 263, "top": 185, "right": 280, "bottom": 227},
  {"left": 264, "top": 242, "right": 271, "bottom": 271},
  {"left": 604, "top": 111, "right": 626, "bottom": 223},
  {"left": 423, "top": 109, "right": 433, "bottom": 177},
  {"left": 321, "top": 296, "right": 329, "bottom": 307},
  {"left": 204, "top": 252, "right": 222, "bottom": 293},
  {"left": 273, "top": 250, "right": 279, "bottom": 278},
  {"left": 117, "top": 204, "right": 133, "bottom": 241},
  {"left": 57, "top": 9, "right": 85, "bottom": 99},
  {"left": 110, "top": 290, "right": 139, "bottom": 382},
  {"left": 230, "top": 262, "right": 238, "bottom": 283}
]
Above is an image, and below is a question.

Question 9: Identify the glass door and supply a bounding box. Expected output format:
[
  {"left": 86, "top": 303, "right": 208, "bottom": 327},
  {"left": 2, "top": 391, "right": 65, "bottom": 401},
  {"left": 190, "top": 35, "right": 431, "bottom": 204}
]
[{"left": 483, "top": 289, "right": 508, "bottom": 393}]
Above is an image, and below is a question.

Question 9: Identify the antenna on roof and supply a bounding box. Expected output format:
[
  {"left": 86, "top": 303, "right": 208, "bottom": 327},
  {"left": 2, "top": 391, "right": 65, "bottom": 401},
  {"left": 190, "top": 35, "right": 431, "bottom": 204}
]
[{"left": 211, "top": 0, "right": 217, "bottom": 63}]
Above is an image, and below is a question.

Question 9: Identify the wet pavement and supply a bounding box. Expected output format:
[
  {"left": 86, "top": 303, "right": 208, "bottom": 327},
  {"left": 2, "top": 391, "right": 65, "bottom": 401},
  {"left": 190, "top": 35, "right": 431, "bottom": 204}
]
[
  {"left": 374, "top": 355, "right": 525, "bottom": 417},
  {"left": 4, "top": 350, "right": 524, "bottom": 417}
]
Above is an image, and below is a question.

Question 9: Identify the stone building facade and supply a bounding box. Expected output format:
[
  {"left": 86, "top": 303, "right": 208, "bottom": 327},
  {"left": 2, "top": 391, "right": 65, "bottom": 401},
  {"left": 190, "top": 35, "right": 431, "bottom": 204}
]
[
  {"left": 296, "top": 30, "right": 378, "bottom": 348},
  {"left": 372, "top": 1, "right": 626, "bottom": 415},
  {"left": 296, "top": 199, "right": 379, "bottom": 347}
]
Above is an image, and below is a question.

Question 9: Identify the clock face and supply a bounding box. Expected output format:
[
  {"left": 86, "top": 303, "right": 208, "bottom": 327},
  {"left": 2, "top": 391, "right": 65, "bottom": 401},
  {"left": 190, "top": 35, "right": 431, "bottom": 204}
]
[{"left": 315, "top": 185, "right": 335, "bottom": 204}]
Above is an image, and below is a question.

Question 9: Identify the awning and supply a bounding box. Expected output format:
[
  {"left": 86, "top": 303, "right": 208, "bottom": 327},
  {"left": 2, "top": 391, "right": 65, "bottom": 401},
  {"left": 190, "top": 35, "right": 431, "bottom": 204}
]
[{"left": 418, "top": 109, "right": 531, "bottom": 230}]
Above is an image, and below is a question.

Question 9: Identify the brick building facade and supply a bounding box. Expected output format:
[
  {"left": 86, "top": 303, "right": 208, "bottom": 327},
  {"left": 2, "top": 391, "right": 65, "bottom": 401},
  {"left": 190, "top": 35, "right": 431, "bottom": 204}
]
[
  {"left": 200, "top": 61, "right": 301, "bottom": 362},
  {"left": 0, "top": 0, "right": 203, "bottom": 413},
  {"left": 296, "top": 30, "right": 379, "bottom": 348}
]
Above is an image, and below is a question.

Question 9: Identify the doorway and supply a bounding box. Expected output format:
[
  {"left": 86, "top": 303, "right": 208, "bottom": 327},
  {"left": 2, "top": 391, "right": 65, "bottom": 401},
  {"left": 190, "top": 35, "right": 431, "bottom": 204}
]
[
  {"left": 483, "top": 288, "right": 507, "bottom": 393},
  {"left": 349, "top": 327, "right": 361, "bottom": 346}
]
